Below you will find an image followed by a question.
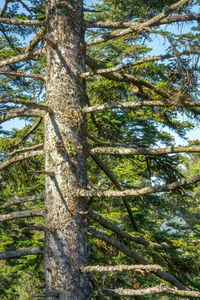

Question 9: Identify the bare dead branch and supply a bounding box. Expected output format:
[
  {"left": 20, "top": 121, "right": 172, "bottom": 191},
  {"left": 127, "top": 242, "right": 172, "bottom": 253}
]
[
  {"left": 0, "top": 17, "right": 46, "bottom": 26},
  {"left": 81, "top": 264, "right": 162, "bottom": 273},
  {"left": 0, "top": 209, "right": 43, "bottom": 222},
  {"left": 1, "top": 98, "right": 52, "bottom": 112},
  {"left": 0, "top": 108, "right": 44, "bottom": 124},
  {"left": 90, "top": 153, "right": 139, "bottom": 231},
  {"left": 83, "top": 100, "right": 200, "bottom": 113},
  {"left": 88, "top": 228, "right": 148, "bottom": 264},
  {"left": 95, "top": 285, "right": 200, "bottom": 298},
  {"left": 0, "top": 49, "right": 42, "bottom": 68},
  {"left": 157, "top": 13, "right": 200, "bottom": 26},
  {"left": 90, "top": 145, "right": 200, "bottom": 156},
  {"left": 86, "top": 13, "right": 200, "bottom": 29},
  {"left": 6, "top": 143, "right": 43, "bottom": 157},
  {"left": 24, "top": 26, "right": 46, "bottom": 54},
  {"left": 0, "top": 71, "right": 45, "bottom": 80},
  {"left": 85, "top": 56, "right": 169, "bottom": 98},
  {"left": 82, "top": 47, "right": 200, "bottom": 78},
  {"left": 78, "top": 175, "right": 200, "bottom": 198},
  {"left": 88, "top": 210, "right": 177, "bottom": 249},
  {"left": 88, "top": 228, "right": 186, "bottom": 290},
  {"left": 86, "top": 25, "right": 152, "bottom": 46},
  {"left": 0, "top": 194, "right": 45, "bottom": 209},
  {"left": 15, "top": 117, "right": 43, "bottom": 147},
  {"left": 86, "top": 0, "right": 189, "bottom": 46},
  {"left": 142, "top": 0, "right": 189, "bottom": 27},
  {"left": 0, "top": 248, "right": 43, "bottom": 259},
  {"left": 0, "top": 150, "right": 44, "bottom": 171}
]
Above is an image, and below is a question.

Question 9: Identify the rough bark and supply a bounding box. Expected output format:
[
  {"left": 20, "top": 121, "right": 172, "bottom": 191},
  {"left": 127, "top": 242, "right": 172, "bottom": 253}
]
[{"left": 44, "top": 0, "right": 90, "bottom": 299}]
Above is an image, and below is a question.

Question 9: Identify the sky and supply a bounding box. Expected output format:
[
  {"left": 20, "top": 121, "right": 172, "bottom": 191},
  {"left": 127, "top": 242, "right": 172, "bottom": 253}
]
[{"left": 0, "top": 0, "right": 200, "bottom": 145}]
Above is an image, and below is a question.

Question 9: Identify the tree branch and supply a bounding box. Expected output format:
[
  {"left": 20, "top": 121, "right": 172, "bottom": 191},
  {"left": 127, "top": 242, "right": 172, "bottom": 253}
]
[
  {"left": 90, "top": 145, "right": 200, "bottom": 156},
  {"left": 0, "top": 17, "right": 46, "bottom": 26},
  {"left": 90, "top": 153, "right": 140, "bottom": 231},
  {"left": 88, "top": 228, "right": 186, "bottom": 291},
  {"left": 88, "top": 210, "right": 177, "bottom": 249},
  {"left": 86, "top": 0, "right": 189, "bottom": 46},
  {"left": 85, "top": 56, "right": 169, "bottom": 98},
  {"left": 0, "top": 108, "right": 44, "bottom": 124},
  {"left": 1, "top": 98, "right": 52, "bottom": 112},
  {"left": 82, "top": 47, "right": 200, "bottom": 78},
  {"left": 6, "top": 143, "right": 43, "bottom": 157},
  {"left": 0, "top": 150, "right": 44, "bottom": 171},
  {"left": 0, "top": 71, "right": 45, "bottom": 80},
  {"left": 0, "top": 248, "right": 43, "bottom": 259},
  {"left": 0, "top": 49, "right": 42, "bottom": 68},
  {"left": 83, "top": 100, "right": 200, "bottom": 113},
  {"left": 15, "top": 117, "right": 43, "bottom": 147},
  {"left": 81, "top": 264, "right": 162, "bottom": 273},
  {"left": 78, "top": 175, "right": 200, "bottom": 198},
  {"left": 0, "top": 209, "right": 43, "bottom": 222},
  {"left": 0, "top": 194, "right": 45, "bottom": 209},
  {"left": 86, "top": 13, "right": 200, "bottom": 29},
  {"left": 95, "top": 285, "right": 200, "bottom": 298},
  {"left": 0, "top": 0, "right": 10, "bottom": 17}
]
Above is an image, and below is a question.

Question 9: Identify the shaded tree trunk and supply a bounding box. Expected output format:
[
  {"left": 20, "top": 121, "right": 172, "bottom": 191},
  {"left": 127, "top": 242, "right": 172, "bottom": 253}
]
[{"left": 44, "top": 0, "right": 90, "bottom": 298}]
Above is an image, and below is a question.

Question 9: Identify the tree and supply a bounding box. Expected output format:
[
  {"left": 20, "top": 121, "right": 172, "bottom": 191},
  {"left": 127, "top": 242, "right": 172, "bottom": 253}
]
[{"left": 0, "top": 0, "right": 200, "bottom": 299}]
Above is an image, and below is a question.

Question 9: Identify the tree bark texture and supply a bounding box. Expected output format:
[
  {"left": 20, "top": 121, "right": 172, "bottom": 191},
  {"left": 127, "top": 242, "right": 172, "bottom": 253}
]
[{"left": 44, "top": 1, "right": 90, "bottom": 299}]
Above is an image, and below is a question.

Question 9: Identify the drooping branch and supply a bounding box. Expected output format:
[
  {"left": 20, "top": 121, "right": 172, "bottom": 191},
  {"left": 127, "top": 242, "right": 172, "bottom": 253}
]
[
  {"left": 88, "top": 228, "right": 148, "bottom": 264},
  {"left": 88, "top": 210, "right": 177, "bottom": 249},
  {"left": 0, "top": 150, "right": 44, "bottom": 171},
  {"left": 15, "top": 117, "right": 43, "bottom": 147},
  {"left": 83, "top": 100, "right": 200, "bottom": 113},
  {"left": 86, "top": 13, "right": 200, "bottom": 29},
  {"left": 0, "top": 71, "right": 45, "bottom": 80},
  {"left": 0, "top": 49, "right": 42, "bottom": 68},
  {"left": 78, "top": 175, "right": 200, "bottom": 198},
  {"left": 81, "top": 264, "right": 162, "bottom": 273},
  {"left": 90, "top": 154, "right": 139, "bottom": 231},
  {"left": 86, "top": 0, "right": 189, "bottom": 46},
  {"left": 0, "top": 209, "right": 43, "bottom": 222},
  {"left": 0, "top": 248, "right": 43, "bottom": 259},
  {"left": 95, "top": 285, "right": 200, "bottom": 298},
  {"left": 0, "top": 108, "right": 44, "bottom": 124},
  {"left": 0, "top": 17, "right": 46, "bottom": 26},
  {"left": 82, "top": 47, "right": 200, "bottom": 78},
  {"left": 0, "top": 194, "right": 45, "bottom": 209},
  {"left": 90, "top": 145, "right": 200, "bottom": 156},
  {"left": 88, "top": 228, "right": 186, "bottom": 290},
  {"left": 0, "top": 99, "right": 52, "bottom": 112}
]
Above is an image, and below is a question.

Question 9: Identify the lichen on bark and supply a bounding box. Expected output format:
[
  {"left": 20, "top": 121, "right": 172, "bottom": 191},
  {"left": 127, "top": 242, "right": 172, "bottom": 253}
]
[{"left": 44, "top": 0, "right": 90, "bottom": 299}]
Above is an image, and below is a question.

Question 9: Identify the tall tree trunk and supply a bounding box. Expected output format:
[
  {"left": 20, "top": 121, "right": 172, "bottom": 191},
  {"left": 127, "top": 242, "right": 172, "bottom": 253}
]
[{"left": 44, "top": 0, "right": 90, "bottom": 299}]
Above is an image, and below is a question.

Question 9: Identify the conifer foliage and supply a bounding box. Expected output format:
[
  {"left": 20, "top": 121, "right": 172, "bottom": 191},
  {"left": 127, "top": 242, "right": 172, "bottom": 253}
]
[{"left": 0, "top": 0, "right": 200, "bottom": 298}]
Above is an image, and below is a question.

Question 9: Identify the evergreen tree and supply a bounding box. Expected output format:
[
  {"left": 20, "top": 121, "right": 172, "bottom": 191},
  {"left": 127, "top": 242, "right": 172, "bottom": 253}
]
[{"left": 0, "top": 0, "right": 200, "bottom": 298}]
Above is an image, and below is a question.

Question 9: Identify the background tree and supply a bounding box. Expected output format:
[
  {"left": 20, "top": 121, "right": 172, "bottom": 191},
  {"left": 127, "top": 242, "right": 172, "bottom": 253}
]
[{"left": 0, "top": 0, "right": 200, "bottom": 299}]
